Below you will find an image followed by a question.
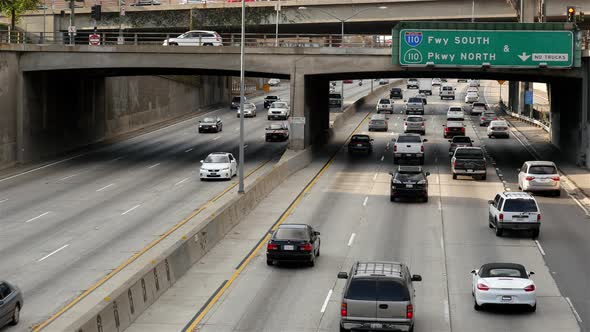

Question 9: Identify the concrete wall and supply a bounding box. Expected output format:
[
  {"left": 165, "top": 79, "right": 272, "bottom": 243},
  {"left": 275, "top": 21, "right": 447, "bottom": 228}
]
[
  {"left": 18, "top": 74, "right": 230, "bottom": 163},
  {"left": 0, "top": 52, "right": 19, "bottom": 169}
]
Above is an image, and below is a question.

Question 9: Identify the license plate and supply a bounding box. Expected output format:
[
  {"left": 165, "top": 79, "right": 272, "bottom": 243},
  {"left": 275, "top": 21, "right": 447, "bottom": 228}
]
[
  {"left": 405, "top": 154, "right": 412, "bottom": 157},
  {"left": 406, "top": 184, "right": 414, "bottom": 188},
  {"left": 467, "top": 169, "right": 474, "bottom": 173},
  {"left": 283, "top": 245, "right": 294, "bottom": 251},
  {"left": 210, "top": 173, "right": 217, "bottom": 176},
  {"left": 370, "top": 323, "right": 383, "bottom": 329},
  {"left": 501, "top": 296, "right": 512, "bottom": 301},
  {"left": 357, "top": 144, "right": 363, "bottom": 147}
]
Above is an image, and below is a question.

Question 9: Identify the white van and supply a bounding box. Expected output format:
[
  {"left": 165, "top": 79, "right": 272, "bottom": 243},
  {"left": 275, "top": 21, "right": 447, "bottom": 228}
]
[{"left": 440, "top": 85, "right": 455, "bottom": 100}]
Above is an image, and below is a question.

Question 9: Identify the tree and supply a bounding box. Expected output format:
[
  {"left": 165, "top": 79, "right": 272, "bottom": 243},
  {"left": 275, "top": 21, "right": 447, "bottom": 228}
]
[{"left": 0, "top": 0, "right": 41, "bottom": 30}]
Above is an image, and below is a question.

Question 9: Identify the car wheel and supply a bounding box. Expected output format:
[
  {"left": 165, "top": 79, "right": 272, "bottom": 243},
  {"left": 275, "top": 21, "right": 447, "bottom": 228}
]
[
  {"left": 393, "top": 158, "right": 399, "bottom": 164},
  {"left": 10, "top": 304, "right": 19, "bottom": 325},
  {"left": 532, "top": 229, "right": 540, "bottom": 239},
  {"left": 237, "top": 115, "right": 239, "bottom": 118},
  {"left": 529, "top": 304, "right": 537, "bottom": 313},
  {"left": 422, "top": 131, "right": 426, "bottom": 135},
  {"left": 340, "top": 323, "right": 349, "bottom": 332},
  {"left": 480, "top": 174, "right": 487, "bottom": 181},
  {"left": 419, "top": 157, "right": 424, "bottom": 165},
  {"left": 198, "top": 130, "right": 202, "bottom": 133},
  {"left": 554, "top": 190, "right": 561, "bottom": 197},
  {"left": 309, "top": 258, "right": 315, "bottom": 267},
  {"left": 495, "top": 224, "right": 503, "bottom": 237},
  {"left": 390, "top": 194, "right": 395, "bottom": 202},
  {"left": 267, "top": 258, "right": 273, "bottom": 266},
  {"left": 452, "top": 173, "right": 457, "bottom": 180},
  {"left": 423, "top": 195, "right": 429, "bottom": 203},
  {"left": 368, "top": 149, "right": 373, "bottom": 155},
  {"left": 474, "top": 300, "right": 483, "bottom": 311},
  {"left": 316, "top": 247, "right": 320, "bottom": 257}
]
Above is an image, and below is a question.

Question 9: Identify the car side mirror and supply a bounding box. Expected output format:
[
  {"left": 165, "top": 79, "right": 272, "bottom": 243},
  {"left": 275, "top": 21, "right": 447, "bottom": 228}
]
[
  {"left": 403, "top": 99, "right": 407, "bottom": 102},
  {"left": 370, "top": 139, "right": 374, "bottom": 141},
  {"left": 422, "top": 139, "right": 428, "bottom": 142},
  {"left": 337, "top": 272, "right": 348, "bottom": 279},
  {"left": 314, "top": 231, "right": 320, "bottom": 236},
  {"left": 411, "top": 274, "right": 422, "bottom": 282},
  {"left": 198, "top": 120, "right": 201, "bottom": 122},
  {"left": 487, "top": 200, "right": 494, "bottom": 205},
  {"left": 529, "top": 271, "right": 535, "bottom": 276},
  {"left": 200, "top": 160, "right": 204, "bottom": 164},
  {"left": 442, "top": 125, "right": 446, "bottom": 127},
  {"left": 471, "top": 269, "right": 477, "bottom": 274},
  {"left": 448, "top": 140, "right": 452, "bottom": 142},
  {"left": 388, "top": 171, "right": 393, "bottom": 176},
  {"left": 425, "top": 172, "right": 430, "bottom": 176}
]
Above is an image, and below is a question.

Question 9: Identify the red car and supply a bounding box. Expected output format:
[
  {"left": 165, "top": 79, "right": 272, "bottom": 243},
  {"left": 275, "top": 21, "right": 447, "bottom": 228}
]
[{"left": 343, "top": 79, "right": 353, "bottom": 84}]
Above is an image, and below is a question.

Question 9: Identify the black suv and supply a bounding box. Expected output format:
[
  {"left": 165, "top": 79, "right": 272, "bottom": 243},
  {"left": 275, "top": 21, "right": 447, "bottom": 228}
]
[
  {"left": 389, "top": 165, "right": 430, "bottom": 202},
  {"left": 390, "top": 87, "right": 403, "bottom": 99},
  {"left": 348, "top": 134, "right": 373, "bottom": 154},
  {"left": 338, "top": 261, "right": 422, "bottom": 332},
  {"left": 231, "top": 96, "right": 247, "bottom": 109},
  {"left": 264, "top": 95, "right": 280, "bottom": 108}
]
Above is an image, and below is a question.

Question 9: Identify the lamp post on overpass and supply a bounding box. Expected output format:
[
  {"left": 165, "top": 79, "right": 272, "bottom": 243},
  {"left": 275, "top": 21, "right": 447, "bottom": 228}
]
[
  {"left": 297, "top": 6, "right": 387, "bottom": 45},
  {"left": 238, "top": 0, "right": 246, "bottom": 194}
]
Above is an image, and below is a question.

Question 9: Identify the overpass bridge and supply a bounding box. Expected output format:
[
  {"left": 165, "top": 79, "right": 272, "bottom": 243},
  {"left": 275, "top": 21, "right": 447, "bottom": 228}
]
[{"left": 1, "top": 24, "right": 589, "bottom": 165}]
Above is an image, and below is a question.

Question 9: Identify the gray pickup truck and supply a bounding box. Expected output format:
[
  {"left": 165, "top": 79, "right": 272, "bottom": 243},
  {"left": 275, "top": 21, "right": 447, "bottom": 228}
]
[
  {"left": 405, "top": 97, "right": 425, "bottom": 115},
  {"left": 329, "top": 92, "right": 343, "bottom": 109},
  {"left": 451, "top": 147, "right": 487, "bottom": 180}
]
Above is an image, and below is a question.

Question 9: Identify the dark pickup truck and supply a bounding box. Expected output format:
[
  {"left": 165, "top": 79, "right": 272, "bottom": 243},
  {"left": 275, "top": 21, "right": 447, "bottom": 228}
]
[
  {"left": 448, "top": 136, "right": 473, "bottom": 156},
  {"left": 265, "top": 123, "right": 289, "bottom": 142},
  {"left": 264, "top": 95, "right": 280, "bottom": 108},
  {"left": 451, "top": 147, "right": 486, "bottom": 180}
]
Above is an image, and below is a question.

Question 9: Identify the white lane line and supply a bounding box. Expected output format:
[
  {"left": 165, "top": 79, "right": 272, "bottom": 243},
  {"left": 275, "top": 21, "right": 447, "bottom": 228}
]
[
  {"left": 438, "top": 200, "right": 442, "bottom": 211},
  {"left": 175, "top": 178, "right": 189, "bottom": 186},
  {"left": 38, "top": 244, "right": 69, "bottom": 262},
  {"left": 244, "top": 145, "right": 249, "bottom": 149},
  {"left": 111, "top": 156, "right": 124, "bottom": 162},
  {"left": 381, "top": 156, "right": 384, "bottom": 162},
  {"left": 25, "top": 211, "right": 50, "bottom": 223},
  {"left": 185, "top": 148, "right": 194, "bottom": 153},
  {"left": 373, "top": 173, "right": 378, "bottom": 181},
  {"left": 121, "top": 204, "right": 141, "bottom": 216},
  {"left": 0, "top": 153, "right": 84, "bottom": 184},
  {"left": 565, "top": 297, "right": 583, "bottom": 324},
  {"left": 569, "top": 194, "right": 590, "bottom": 216},
  {"left": 347, "top": 233, "right": 357, "bottom": 247},
  {"left": 59, "top": 174, "right": 78, "bottom": 181},
  {"left": 0, "top": 199, "right": 7, "bottom": 204},
  {"left": 235, "top": 127, "right": 240, "bottom": 131},
  {"left": 363, "top": 196, "right": 369, "bottom": 206},
  {"left": 148, "top": 163, "right": 161, "bottom": 169},
  {"left": 443, "top": 299, "right": 450, "bottom": 325},
  {"left": 213, "top": 136, "right": 221, "bottom": 141},
  {"left": 96, "top": 183, "right": 114, "bottom": 192},
  {"left": 386, "top": 141, "right": 390, "bottom": 149},
  {"left": 534, "top": 240, "right": 546, "bottom": 256},
  {"left": 320, "top": 289, "right": 333, "bottom": 313}
]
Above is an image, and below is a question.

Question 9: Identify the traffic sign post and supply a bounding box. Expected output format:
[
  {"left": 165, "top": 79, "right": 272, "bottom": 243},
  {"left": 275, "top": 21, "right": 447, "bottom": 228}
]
[
  {"left": 398, "top": 29, "right": 574, "bottom": 68},
  {"left": 89, "top": 33, "right": 100, "bottom": 46}
]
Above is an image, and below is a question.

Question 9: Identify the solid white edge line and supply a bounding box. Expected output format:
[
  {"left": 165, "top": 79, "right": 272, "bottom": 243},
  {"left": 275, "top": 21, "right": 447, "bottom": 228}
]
[
  {"left": 96, "top": 183, "right": 114, "bottom": 192},
  {"left": 25, "top": 211, "right": 50, "bottom": 223},
  {"left": 38, "top": 244, "right": 69, "bottom": 262},
  {"left": 0, "top": 199, "right": 7, "bottom": 204},
  {"left": 213, "top": 136, "right": 221, "bottom": 141},
  {"left": 534, "top": 240, "right": 546, "bottom": 256},
  {"left": 443, "top": 299, "right": 450, "bottom": 324},
  {"left": 363, "top": 196, "right": 368, "bottom": 207},
  {"left": 565, "top": 297, "right": 583, "bottom": 324},
  {"left": 347, "top": 233, "right": 356, "bottom": 247},
  {"left": 175, "top": 178, "right": 189, "bottom": 186},
  {"left": 59, "top": 174, "right": 78, "bottom": 181},
  {"left": 381, "top": 156, "right": 384, "bottom": 161},
  {"left": 185, "top": 148, "right": 194, "bottom": 153},
  {"left": 320, "top": 289, "right": 333, "bottom": 313},
  {"left": 121, "top": 204, "right": 141, "bottom": 216},
  {"left": 0, "top": 154, "right": 85, "bottom": 184},
  {"left": 148, "top": 163, "right": 161, "bottom": 169},
  {"left": 438, "top": 200, "right": 442, "bottom": 211},
  {"left": 568, "top": 194, "right": 590, "bottom": 216},
  {"left": 373, "top": 173, "right": 378, "bottom": 181}
]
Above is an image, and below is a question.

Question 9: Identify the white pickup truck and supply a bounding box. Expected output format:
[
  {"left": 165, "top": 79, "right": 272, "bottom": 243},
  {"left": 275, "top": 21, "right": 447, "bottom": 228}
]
[{"left": 393, "top": 134, "right": 428, "bottom": 165}]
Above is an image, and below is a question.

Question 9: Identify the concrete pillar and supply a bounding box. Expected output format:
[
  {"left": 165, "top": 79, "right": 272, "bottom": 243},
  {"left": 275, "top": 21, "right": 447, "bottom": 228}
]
[
  {"left": 289, "top": 67, "right": 307, "bottom": 150},
  {"left": 549, "top": 77, "right": 584, "bottom": 162}
]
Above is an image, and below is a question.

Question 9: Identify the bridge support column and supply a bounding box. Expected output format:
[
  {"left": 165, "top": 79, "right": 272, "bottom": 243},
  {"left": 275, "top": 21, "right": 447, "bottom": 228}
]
[{"left": 548, "top": 77, "right": 584, "bottom": 163}]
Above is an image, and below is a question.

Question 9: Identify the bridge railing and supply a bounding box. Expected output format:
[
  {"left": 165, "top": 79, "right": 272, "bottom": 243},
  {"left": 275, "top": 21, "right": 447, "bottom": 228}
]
[{"left": 0, "top": 30, "right": 392, "bottom": 48}]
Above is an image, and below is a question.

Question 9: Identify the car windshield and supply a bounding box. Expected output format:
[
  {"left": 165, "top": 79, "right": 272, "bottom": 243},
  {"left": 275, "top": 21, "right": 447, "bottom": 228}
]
[
  {"left": 370, "top": 120, "right": 386, "bottom": 125},
  {"left": 443, "top": 87, "right": 453, "bottom": 90},
  {"left": 408, "top": 98, "right": 422, "bottom": 103},
  {"left": 351, "top": 135, "right": 370, "bottom": 142},
  {"left": 407, "top": 117, "right": 423, "bottom": 122},
  {"left": 242, "top": 104, "right": 255, "bottom": 110},
  {"left": 269, "top": 124, "right": 285, "bottom": 130},
  {"left": 473, "top": 103, "right": 486, "bottom": 108},
  {"left": 528, "top": 165, "right": 557, "bottom": 174},
  {"left": 453, "top": 137, "right": 471, "bottom": 143},
  {"left": 502, "top": 199, "right": 538, "bottom": 212},
  {"left": 395, "top": 172, "right": 424, "bottom": 182},
  {"left": 484, "top": 112, "right": 496, "bottom": 117},
  {"left": 397, "top": 135, "right": 421, "bottom": 143},
  {"left": 482, "top": 268, "right": 527, "bottom": 278},
  {"left": 454, "top": 149, "right": 483, "bottom": 159},
  {"left": 266, "top": 96, "right": 278, "bottom": 100},
  {"left": 271, "top": 102, "right": 287, "bottom": 109},
  {"left": 274, "top": 227, "right": 309, "bottom": 241},
  {"left": 448, "top": 107, "right": 462, "bottom": 112},
  {"left": 202, "top": 117, "right": 216, "bottom": 123},
  {"left": 204, "top": 155, "right": 229, "bottom": 163},
  {"left": 232, "top": 97, "right": 244, "bottom": 102},
  {"left": 379, "top": 99, "right": 391, "bottom": 104}
]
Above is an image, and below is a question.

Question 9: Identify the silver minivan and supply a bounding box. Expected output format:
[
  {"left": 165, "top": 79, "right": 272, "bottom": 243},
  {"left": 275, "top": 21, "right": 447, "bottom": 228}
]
[
  {"left": 440, "top": 85, "right": 455, "bottom": 100},
  {"left": 338, "top": 262, "right": 422, "bottom": 332}
]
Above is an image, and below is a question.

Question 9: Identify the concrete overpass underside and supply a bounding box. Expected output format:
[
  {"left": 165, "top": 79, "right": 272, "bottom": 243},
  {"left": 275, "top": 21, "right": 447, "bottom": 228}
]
[{"left": 1, "top": 45, "right": 588, "bottom": 164}]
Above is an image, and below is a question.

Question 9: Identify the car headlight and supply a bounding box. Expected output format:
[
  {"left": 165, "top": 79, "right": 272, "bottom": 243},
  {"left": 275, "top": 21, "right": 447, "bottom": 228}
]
[
  {"left": 221, "top": 167, "right": 229, "bottom": 171},
  {"left": 393, "top": 180, "right": 402, "bottom": 184},
  {"left": 417, "top": 180, "right": 426, "bottom": 185}
]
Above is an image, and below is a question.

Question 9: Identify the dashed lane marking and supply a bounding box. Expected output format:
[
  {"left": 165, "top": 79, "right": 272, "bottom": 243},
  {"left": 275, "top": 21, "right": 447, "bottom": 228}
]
[
  {"left": 25, "top": 211, "right": 50, "bottom": 223},
  {"left": 347, "top": 233, "right": 357, "bottom": 247},
  {"left": 38, "top": 244, "right": 69, "bottom": 262},
  {"left": 565, "top": 297, "right": 583, "bottom": 324},
  {"left": 320, "top": 289, "right": 333, "bottom": 313},
  {"left": 535, "top": 240, "right": 546, "bottom": 256},
  {"left": 121, "top": 204, "right": 141, "bottom": 216},
  {"left": 96, "top": 183, "right": 114, "bottom": 192},
  {"left": 148, "top": 163, "right": 161, "bottom": 169}
]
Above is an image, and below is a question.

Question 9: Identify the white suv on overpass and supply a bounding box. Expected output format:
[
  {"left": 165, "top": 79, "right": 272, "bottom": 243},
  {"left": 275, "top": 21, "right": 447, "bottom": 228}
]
[{"left": 163, "top": 30, "right": 223, "bottom": 46}]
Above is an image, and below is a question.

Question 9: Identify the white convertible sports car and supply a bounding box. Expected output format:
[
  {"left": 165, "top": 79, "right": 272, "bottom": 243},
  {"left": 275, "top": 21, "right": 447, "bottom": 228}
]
[{"left": 471, "top": 262, "right": 537, "bottom": 312}]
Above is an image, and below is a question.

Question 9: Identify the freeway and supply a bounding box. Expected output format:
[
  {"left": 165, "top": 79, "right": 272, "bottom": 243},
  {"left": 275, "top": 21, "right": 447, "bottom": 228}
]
[
  {"left": 164, "top": 80, "right": 582, "bottom": 331},
  {"left": 0, "top": 81, "right": 373, "bottom": 331}
]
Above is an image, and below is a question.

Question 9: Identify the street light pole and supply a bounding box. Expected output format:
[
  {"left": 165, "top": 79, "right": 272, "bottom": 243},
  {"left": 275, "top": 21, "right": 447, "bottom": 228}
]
[
  {"left": 274, "top": 0, "right": 280, "bottom": 46},
  {"left": 471, "top": 0, "right": 475, "bottom": 22},
  {"left": 238, "top": 0, "right": 246, "bottom": 194}
]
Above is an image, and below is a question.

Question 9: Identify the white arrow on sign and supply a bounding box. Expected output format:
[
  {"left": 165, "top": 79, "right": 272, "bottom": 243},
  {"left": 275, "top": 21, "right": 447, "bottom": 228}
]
[{"left": 518, "top": 52, "right": 531, "bottom": 62}]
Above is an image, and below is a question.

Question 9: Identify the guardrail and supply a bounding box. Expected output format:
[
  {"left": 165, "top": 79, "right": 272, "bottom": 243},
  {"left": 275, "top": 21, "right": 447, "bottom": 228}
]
[
  {"left": 37, "top": 0, "right": 269, "bottom": 10},
  {"left": 0, "top": 30, "right": 391, "bottom": 48},
  {"left": 500, "top": 102, "right": 550, "bottom": 133}
]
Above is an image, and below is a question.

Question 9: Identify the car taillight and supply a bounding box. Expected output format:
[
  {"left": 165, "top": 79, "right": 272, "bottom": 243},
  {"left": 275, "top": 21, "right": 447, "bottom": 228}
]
[
  {"left": 421, "top": 145, "right": 424, "bottom": 152},
  {"left": 524, "top": 284, "right": 535, "bottom": 292},
  {"left": 404, "top": 122, "right": 407, "bottom": 126},
  {"left": 499, "top": 213, "right": 504, "bottom": 221},
  {"left": 300, "top": 243, "right": 313, "bottom": 251},
  {"left": 481, "top": 117, "right": 485, "bottom": 121},
  {"left": 267, "top": 243, "right": 278, "bottom": 250},
  {"left": 537, "top": 214, "right": 541, "bottom": 222},
  {"left": 341, "top": 303, "right": 347, "bottom": 317},
  {"left": 444, "top": 127, "right": 450, "bottom": 132},
  {"left": 552, "top": 176, "right": 560, "bottom": 181},
  {"left": 525, "top": 176, "right": 535, "bottom": 181},
  {"left": 452, "top": 160, "right": 456, "bottom": 168},
  {"left": 493, "top": 117, "right": 498, "bottom": 120},
  {"left": 477, "top": 283, "right": 490, "bottom": 291},
  {"left": 460, "top": 127, "right": 465, "bottom": 132},
  {"left": 394, "top": 145, "right": 397, "bottom": 152},
  {"left": 406, "top": 304, "right": 413, "bottom": 319}
]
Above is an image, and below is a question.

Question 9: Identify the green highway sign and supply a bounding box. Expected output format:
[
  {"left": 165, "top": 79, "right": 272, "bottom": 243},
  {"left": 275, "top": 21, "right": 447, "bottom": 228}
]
[{"left": 398, "top": 29, "right": 574, "bottom": 68}]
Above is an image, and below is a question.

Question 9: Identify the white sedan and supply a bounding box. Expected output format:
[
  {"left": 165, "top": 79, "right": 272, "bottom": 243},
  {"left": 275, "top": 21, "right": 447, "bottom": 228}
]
[
  {"left": 237, "top": 102, "right": 257, "bottom": 118},
  {"left": 471, "top": 262, "right": 536, "bottom": 312},
  {"left": 465, "top": 91, "right": 479, "bottom": 104},
  {"left": 199, "top": 152, "right": 237, "bottom": 180}
]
